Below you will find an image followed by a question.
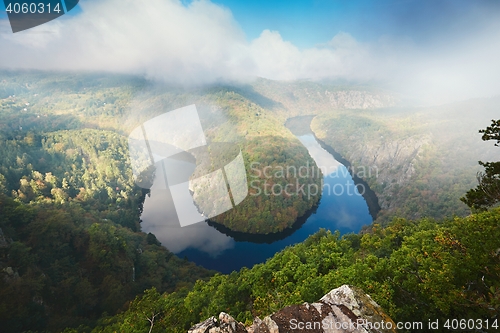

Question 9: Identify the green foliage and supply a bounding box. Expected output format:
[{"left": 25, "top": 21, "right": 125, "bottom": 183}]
[
  {"left": 0, "top": 173, "right": 7, "bottom": 194},
  {"left": 3, "top": 71, "right": 498, "bottom": 333},
  {"left": 312, "top": 108, "right": 496, "bottom": 224},
  {"left": 462, "top": 119, "right": 500, "bottom": 210},
  {"left": 461, "top": 161, "right": 500, "bottom": 210},
  {"left": 211, "top": 136, "right": 322, "bottom": 233},
  {"left": 0, "top": 71, "right": 324, "bottom": 235},
  {"left": 92, "top": 210, "right": 500, "bottom": 332},
  {"left": 93, "top": 289, "right": 193, "bottom": 333},
  {"left": 0, "top": 127, "right": 142, "bottom": 228},
  {"left": 0, "top": 194, "right": 213, "bottom": 333},
  {"left": 480, "top": 119, "right": 500, "bottom": 145}
]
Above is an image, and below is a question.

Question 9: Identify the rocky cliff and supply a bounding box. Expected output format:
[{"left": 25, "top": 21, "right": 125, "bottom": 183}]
[
  {"left": 321, "top": 135, "right": 429, "bottom": 211},
  {"left": 248, "top": 79, "right": 397, "bottom": 117},
  {"left": 323, "top": 90, "right": 396, "bottom": 110},
  {"left": 310, "top": 116, "right": 430, "bottom": 216},
  {"left": 188, "top": 285, "right": 396, "bottom": 333}
]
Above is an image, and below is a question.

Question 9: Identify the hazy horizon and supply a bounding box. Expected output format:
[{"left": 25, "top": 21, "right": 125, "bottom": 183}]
[{"left": 1, "top": 0, "right": 500, "bottom": 105}]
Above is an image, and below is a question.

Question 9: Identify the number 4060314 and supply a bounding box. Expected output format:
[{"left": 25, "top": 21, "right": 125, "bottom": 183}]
[{"left": 5, "top": 2, "right": 62, "bottom": 14}]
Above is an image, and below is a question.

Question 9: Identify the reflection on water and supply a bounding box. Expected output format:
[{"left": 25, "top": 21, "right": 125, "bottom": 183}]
[
  {"left": 141, "top": 187, "right": 235, "bottom": 256},
  {"left": 297, "top": 134, "right": 341, "bottom": 176},
  {"left": 140, "top": 155, "right": 235, "bottom": 256},
  {"left": 140, "top": 122, "right": 373, "bottom": 273}
]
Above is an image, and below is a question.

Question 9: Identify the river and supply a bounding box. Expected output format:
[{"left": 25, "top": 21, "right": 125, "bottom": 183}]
[{"left": 140, "top": 117, "right": 374, "bottom": 273}]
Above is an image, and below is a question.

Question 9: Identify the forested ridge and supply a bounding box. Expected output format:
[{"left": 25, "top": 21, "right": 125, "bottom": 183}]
[
  {"left": 310, "top": 102, "right": 499, "bottom": 225},
  {"left": 0, "top": 123, "right": 148, "bottom": 229},
  {"left": 0, "top": 72, "right": 219, "bottom": 332},
  {"left": 0, "top": 124, "right": 214, "bottom": 332},
  {"left": 0, "top": 71, "right": 323, "bottom": 235},
  {"left": 211, "top": 136, "right": 321, "bottom": 234},
  {"left": 85, "top": 209, "right": 500, "bottom": 333},
  {"left": 0, "top": 71, "right": 325, "bottom": 331},
  {"left": 0, "top": 71, "right": 499, "bottom": 332},
  {"left": 0, "top": 194, "right": 213, "bottom": 332}
]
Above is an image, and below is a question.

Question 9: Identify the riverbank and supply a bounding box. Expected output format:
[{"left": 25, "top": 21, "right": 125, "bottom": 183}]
[
  {"left": 286, "top": 115, "right": 381, "bottom": 220},
  {"left": 206, "top": 200, "right": 320, "bottom": 242},
  {"left": 314, "top": 136, "right": 381, "bottom": 220}
]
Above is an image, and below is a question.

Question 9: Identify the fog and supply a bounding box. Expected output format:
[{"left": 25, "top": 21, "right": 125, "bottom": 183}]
[{"left": 1, "top": 0, "right": 500, "bottom": 104}]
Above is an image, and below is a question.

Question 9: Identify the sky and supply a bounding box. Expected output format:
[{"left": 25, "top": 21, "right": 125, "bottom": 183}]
[{"left": 1, "top": 0, "right": 500, "bottom": 104}]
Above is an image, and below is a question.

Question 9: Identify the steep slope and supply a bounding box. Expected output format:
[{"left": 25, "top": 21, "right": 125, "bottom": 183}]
[
  {"left": 311, "top": 99, "right": 499, "bottom": 223},
  {"left": 88, "top": 208, "right": 500, "bottom": 333}
]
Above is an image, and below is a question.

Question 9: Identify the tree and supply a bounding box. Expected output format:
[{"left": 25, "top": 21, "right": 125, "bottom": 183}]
[
  {"left": 461, "top": 119, "right": 500, "bottom": 210},
  {"left": 128, "top": 288, "right": 166, "bottom": 333},
  {"left": 480, "top": 119, "right": 500, "bottom": 146},
  {"left": 0, "top": 173, "right": 6, "bottom": 194}
]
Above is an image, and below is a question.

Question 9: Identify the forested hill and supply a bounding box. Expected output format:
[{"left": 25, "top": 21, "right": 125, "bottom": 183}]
[
  {"left": 0, "top": 71, "right": 329, "bottom": 235},
  {"left": 0, "top": 71, "right": 391, "bottom": 331},
  {"left": 1, "top": 71, "right": 499, "bottom": 332},
  {"left": 87, "top": 208, "right": 500, "bottom": 333},
  {"left": 310, "top": 99, "right": 499, "bottom": 225},
  {"left": 0, "top": 72, "right": 220, "bottom": 332},
  {"left": 0, "top": 193, "right": 214, "bottom": 332}
]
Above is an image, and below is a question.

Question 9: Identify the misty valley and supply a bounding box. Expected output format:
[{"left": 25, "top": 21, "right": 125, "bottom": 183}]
[
  {"left": 140, "top": 116, "right": 373, "bottom": 273},
  {"left": 0, "top": 71, "right": 499, "bottom": 332}
]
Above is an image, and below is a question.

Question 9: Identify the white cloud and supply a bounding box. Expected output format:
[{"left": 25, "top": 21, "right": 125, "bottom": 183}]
[
  {"left": 1, "top": 0, "right": 500, "bottom": 104},
  {"left": 0, "top": 0, "right": 251, "bottom": 84}
]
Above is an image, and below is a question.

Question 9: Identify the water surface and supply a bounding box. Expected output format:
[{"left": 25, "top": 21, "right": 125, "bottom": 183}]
[{"left": 140, "top": 123, "right": 373, "bottom": 273}]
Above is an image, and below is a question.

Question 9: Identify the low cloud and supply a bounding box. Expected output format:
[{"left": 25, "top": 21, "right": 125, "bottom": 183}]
[{"left": 1, "top": 0, "right": 500, "bottom": 104}]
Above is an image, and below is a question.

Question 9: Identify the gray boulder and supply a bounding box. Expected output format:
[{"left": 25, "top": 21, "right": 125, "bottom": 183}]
[
  {"left": 190, "top": 285, "right": 396, "bottom": 333},
  {"left": 188, "top": 312, "right": 247, "bottom": 333}
]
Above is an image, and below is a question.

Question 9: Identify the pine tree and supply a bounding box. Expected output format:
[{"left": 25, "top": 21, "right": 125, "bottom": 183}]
[{"left": 461, "top": 119, "right": 500, "bottom": 210}]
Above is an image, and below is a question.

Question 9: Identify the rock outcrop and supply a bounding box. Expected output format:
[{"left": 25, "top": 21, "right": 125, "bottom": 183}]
[
  {"left": 326, "top": 135, "right": 429, "bottom": 211},
  {"left": 324, "top": 90, "right": 396, "bottom": 110},
  {"left": 311, "top": 119, "right": 430, "bottom": 214},
  {"left": 188, "top": 285, "right": 396, "bottom": 333},
  {"left": 189, "top": 312, "right": 247, "bottom": 333}
]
